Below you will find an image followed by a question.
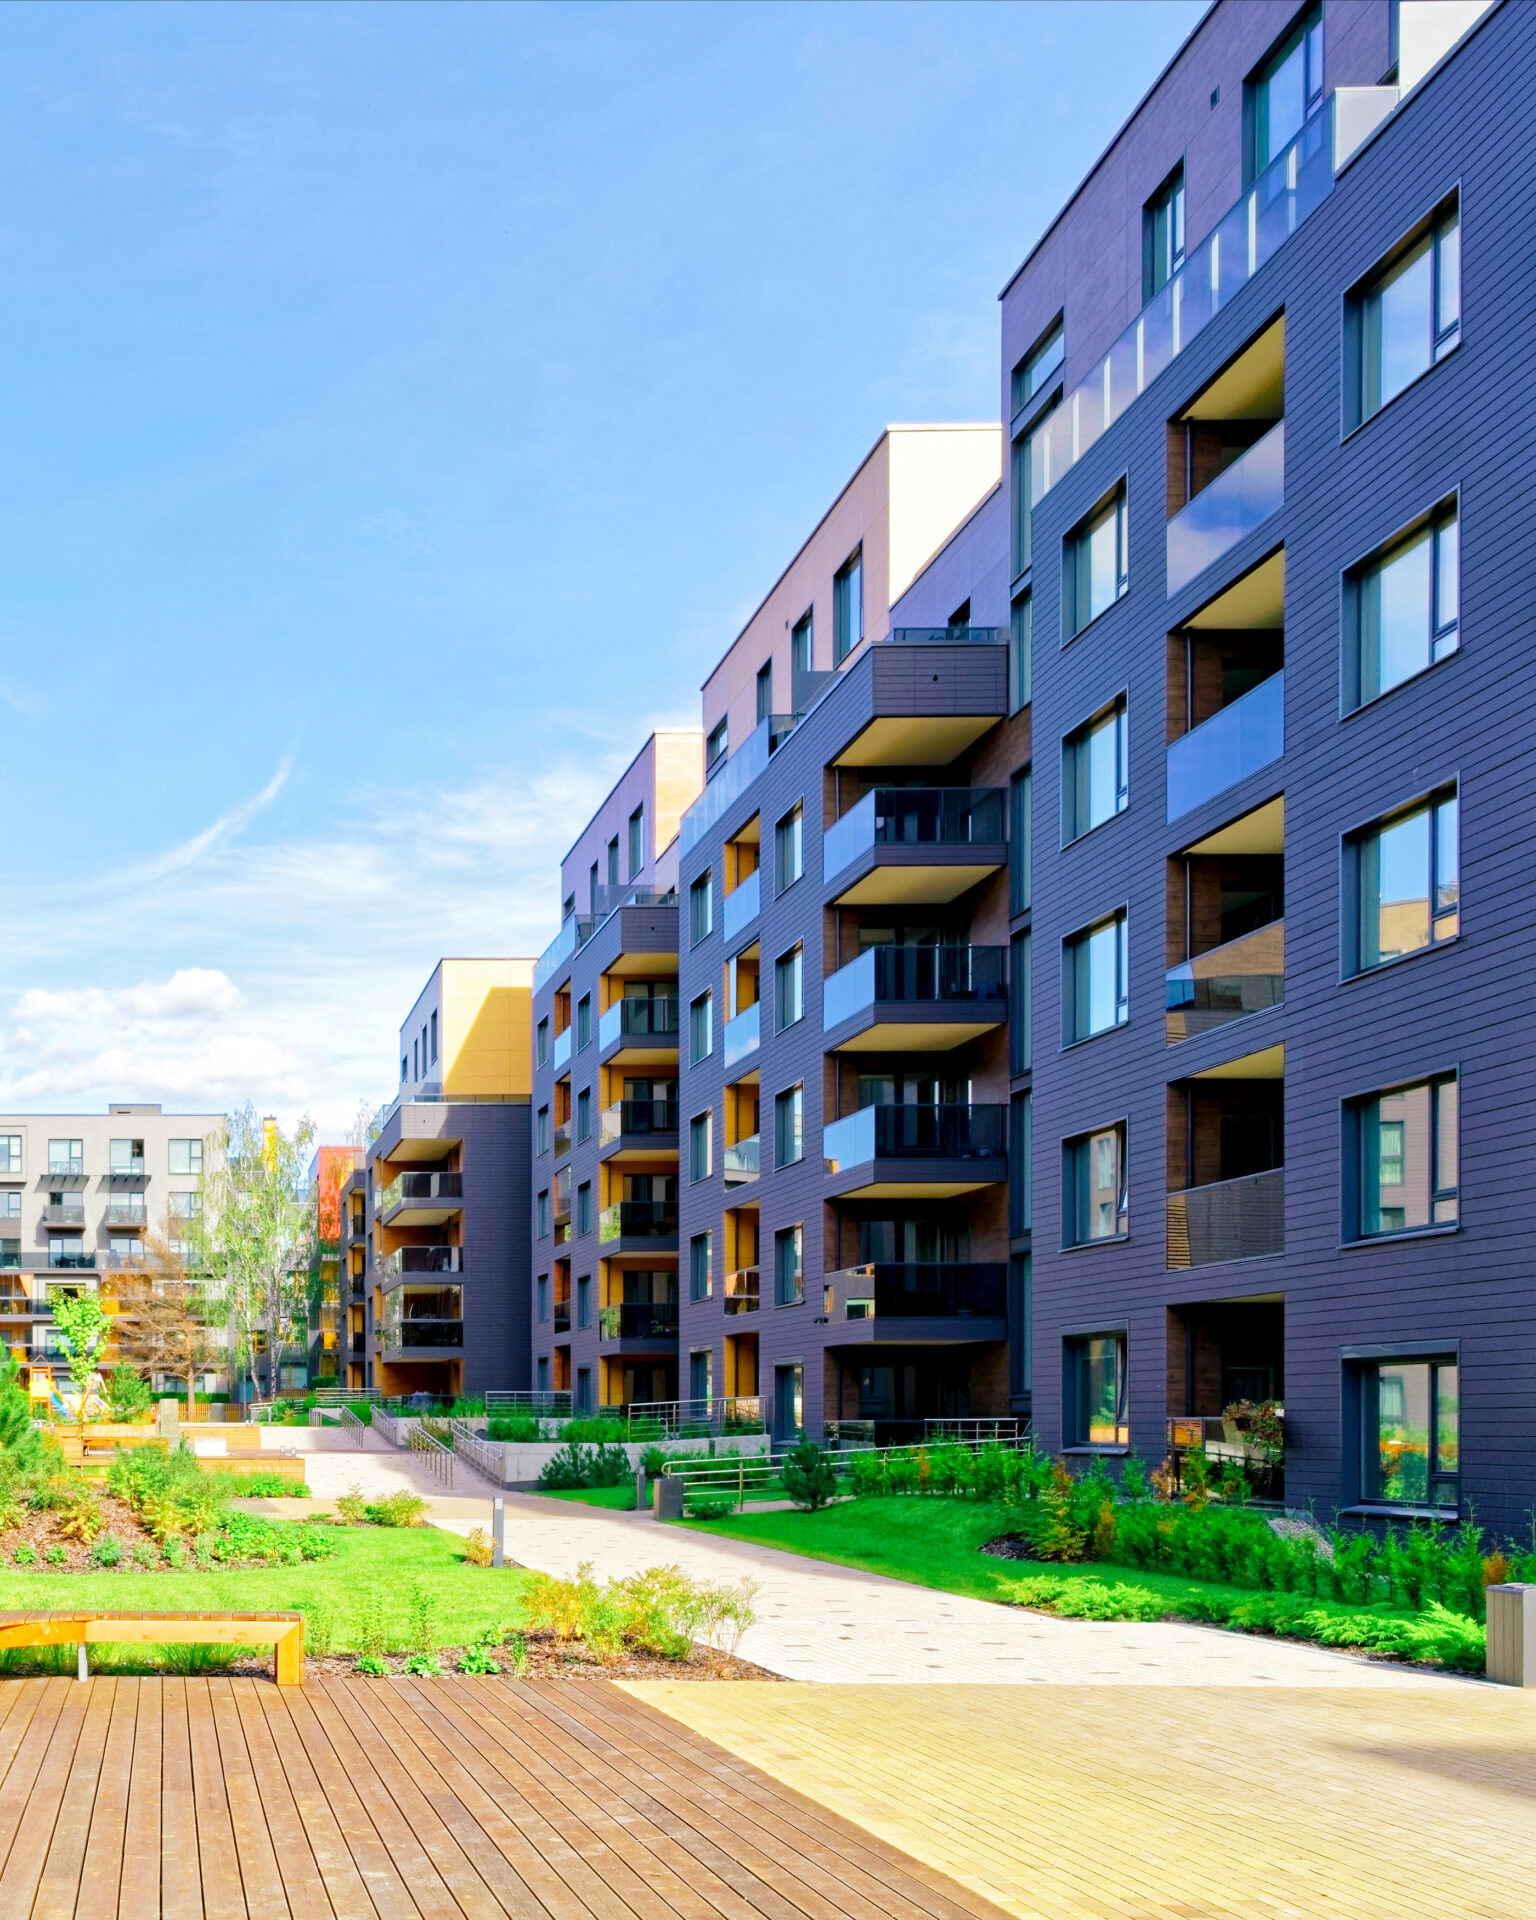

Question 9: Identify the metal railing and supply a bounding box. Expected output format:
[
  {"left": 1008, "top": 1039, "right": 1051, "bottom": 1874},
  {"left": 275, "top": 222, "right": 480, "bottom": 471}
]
[
  {"left": 335, "top": 1403, "right": 367, "bottom": 1436},
  {"left": 372, "top": 1406, "right": 419, "bottom": 1448},
  {"left": 598, "top": 1302, "right": 679, "bottom": 1341},
  {"left": 820, "top": 1262, "right": 1007, "bottom": 1320},
  {"left": 409, "top": 1422, "right": 454, "bottom": 1489},
  {"left": 598, "top": 1200, "right": 678, "bottom": 1243},
  {"left": 486, "top": 1390, "right": 572, "bottom": 1415},
  {"left": 925, "top": 1417, "right": 1020, "bottom": 1443},
  {"left": 449, "top": 1419, "right": 509, "bottom": 1485},
  {"left": 627, "top": 1396, "right": 764, "bottom": 1437}
]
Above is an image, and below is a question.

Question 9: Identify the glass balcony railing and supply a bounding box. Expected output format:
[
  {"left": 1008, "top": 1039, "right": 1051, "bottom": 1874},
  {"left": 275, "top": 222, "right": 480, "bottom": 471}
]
[
  {"left": 1030, "top": 101, "right": 1332, "bottom": 504},
  {"left": 599, "top": 1099, "right": 678, "bottom": 1147},
  {"left": 822, "top": 944, "right": 1007, "bottom": 1029},
  {"left": 375, "top": 1171, "right": 463, "bottom": 1213},
  {"left": 679, "top": 714, "right": 800, "bottom": 854},
  {"left": 103, "top": 1203, "right": 148, "bottom": 1227},
  {"left": 48, "top": 1254, "right": 96, "bottom": 1270},
  {"left": 1166, "top": 1167, "right": 1284, "bottom": 1269},
  {"left": 552, "top": 1121, "right": 572, "bottom": 1159},
  {"left": 823, "top": 1103, "right": 1007, "bottom": 1174},
  {"left": 823, "top": 1262, "right": 1007, "bottom": 1319},
  {"left": 534, "top": 915, "right": 596, "bottom": 995},
  {"left": 598, "top": 996, "right": 679, "bottom": 1051},
  {"left": 1166, "top": 421, "right": 1285, "bottom": 596},
  {"left": 42, "top": 1204, "right": 86, "bottom": 1228},
  {"left": 109, "top": 1159, "right": 147, "bottom": 1180},
  {"left": 724, "top": 1268, "right": 760, "bottom": 1315},
  {"left": 553, "top": 1301, "right": 571, "bottom": 1333},
  {"left": 722, "top": 868, "right": 761, "bottom": 944},
  {"left": 723, "top": 1001, "right": 761, "bottom": 1068},
  {"left": 1166, "top": 921, "right": 1285, "bottom": 1042},
  {"left": 1166, "top": 671, "right": 1284, "bottom": 821},
  {"left": 552, "top": 1026, "right": 572, "bottom": 1070},
  {"left": 823, "top": 788, "right": 1006, "bottom": 885},
  {"left": 723, "top": 1134, "right": 760, "bottom": 1188},
  {"left": 47, "top": 1159, "right": 85, "bottom": 1179},
  {"left": 598, "top": 1200, "right": 678, "bottom": 1243},
  {"left": 381, "top": 1247, "right": 463, "bottom": 1276},
  {"left": 887, "top": 626, "right": 1004, "bottom": 646},
  {"left": 598, "top": 1302, "right": 679, "bottom": 1341}
]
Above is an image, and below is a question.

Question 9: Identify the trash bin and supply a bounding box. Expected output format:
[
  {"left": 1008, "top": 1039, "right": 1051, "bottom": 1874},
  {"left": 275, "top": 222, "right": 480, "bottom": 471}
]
[{"left": 652, "top": 1474, "right": 684, "bottom": 1520}]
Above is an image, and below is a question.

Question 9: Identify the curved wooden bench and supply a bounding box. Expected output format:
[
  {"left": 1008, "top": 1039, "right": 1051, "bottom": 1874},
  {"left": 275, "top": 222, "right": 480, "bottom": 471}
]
[{"left": 0, "top": 1610, "right": 304, "bottom": 1683}]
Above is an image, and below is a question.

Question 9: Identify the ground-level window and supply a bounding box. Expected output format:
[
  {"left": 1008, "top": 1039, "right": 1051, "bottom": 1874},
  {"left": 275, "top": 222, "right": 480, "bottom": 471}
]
[
  {"left": 1066, "top": 1332, "right": 1127, "bottom": 1447},
  {"left": 1360, "top": 1356, "right": 1458, "bottom": 1510}
]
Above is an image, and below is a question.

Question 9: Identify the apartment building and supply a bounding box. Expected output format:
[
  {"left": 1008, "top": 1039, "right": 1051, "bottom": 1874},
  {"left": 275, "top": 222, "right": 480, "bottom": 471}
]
[
  {"left": 529, "top": 732, "right": 704, "bottom": 1413},
  {"left": 364, "top": 958, "right": 535, "bottom": 1397},
  {"left": 305, "top": 1143, "right": 357, "bottom": 1388},
  {"left": 0, "top": 1102, "right": 224, "bottom": 1394}
]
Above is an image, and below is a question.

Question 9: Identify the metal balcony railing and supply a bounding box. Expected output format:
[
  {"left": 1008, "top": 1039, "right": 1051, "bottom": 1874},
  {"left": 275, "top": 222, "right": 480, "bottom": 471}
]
[
  {"left": 823, "top": 1103, "right": 1007, "bottom": 1173},
  {"left": 598, "top": 1302, "right": 679, "bottom": 1341},
  {"left": 599, "top": 1099, "right": 679, "bottom": 1147},
  {"left": 822, "top": 1261, "right": 1007, "bottom": 1319},
  {"left": 823, "top": 944, "right": 1007, "bottom": 1029},
  {"left": 823, "top": 788, "right": 1007, "bottom": 886},
  {"left": 598, "top": 1200, "right": 678, "bottom": 1243},
  {"left": 599, "top": 996, "right": 680, "bottom": 1050},
  {"left": 1166, "top": 1167, "right": 1284, "bottom": 1269}
]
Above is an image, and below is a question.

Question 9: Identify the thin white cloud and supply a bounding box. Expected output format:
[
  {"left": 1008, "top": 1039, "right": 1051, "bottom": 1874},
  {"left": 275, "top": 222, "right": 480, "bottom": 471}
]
[{"left": 122, "top": 756, "right": 292, "bottom": 886}]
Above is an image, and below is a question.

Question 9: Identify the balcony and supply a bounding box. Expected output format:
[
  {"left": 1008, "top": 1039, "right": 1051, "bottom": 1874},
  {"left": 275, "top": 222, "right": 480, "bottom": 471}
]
[
  {"left": 1166, "top": 1168, "right": 1284, "bottom": 1270},
  {"left": 108, "top": 1159, "right": 147, "bottom": 1182},
  {"left": 823, "top": 1103, "right": 1007, "bottom": 1198},
  {"left": 103, "top": 1203, "right": 149, "bottom": 1229},
  {"left": 552, "top": 1026, "right": 572, "bottom": 1071},
  {"left": 350, "top": 1333, "right": 365, "bottom": 1356},
  {"left": 722, "top": 868, "right": 761, "bottom": 945},
  {"left": 887, "top": 626, "right": 1003, "bottom": 646},
  {"left": 823, "top": 788, "right": 1006, "bottom": 905},
  {"left": 598, "top": 995, "right": 680, "bottom": 1064},
  {"left": 679, "top": 714, "right": 800, "bottom": 855},
  {"left": 375, "top": 1170, "right": 463, "bottom": 1224},
  {"left": 554, "top": 1301, "right": 571, "bottom": 1334},
  {"left": 818, "top": 1262, "right": 1008, "bottom": 1344},
  {"left": 41, "top": 1204, "right": 86, "bottom": 1229},
  {"left": 381, "top": 1246, "right": 463, "bottom": 1277},
  {"left": 0, "top": 1294, "right": 51, "bottom": 1318},
  {"left": 1166, "top": 421, "right": 1284, "bottom": 598},
  {"left": 722, "top": 1001, "right": 761, "bottom": 1069},
  {"left": 599, "top": 1099, "right": 679, "bottom": 1159},
  {"left": 48, "top": 1253, "right": 96, "bottom": 1271},
  {"left": 598, "top": 1302, "right": 679, "bottom": 1343},
  {"left": 534, "top": 914, "right": 596, "bottom": 994},
  {"left": 386, "top": 1320, "right": 464, "bottom": 1351},
  {"left": 1166, "top": 671, "right": 1284, "bottom": 821},
  {"left": 724, "top": 1268, "right": 760, "bottom": 1315},
  {"left": 823, "top": 944, "right": 1007, "bottom": 1051},
  {"left": 598, "top": 1200, "right": 678, "bottom": 1247},
  {"left": 46, "top": 1160, "right": 85, "bottom": 1181},
  {"left": 1166, "top": 922, "right": 1284, "bottom": 1043},
  {"left": 553, "top": 1120, "right": 573, "bottom": 1160},
  {"left": 723, "top": 1134, "right": 760, "bottom": 1189}
]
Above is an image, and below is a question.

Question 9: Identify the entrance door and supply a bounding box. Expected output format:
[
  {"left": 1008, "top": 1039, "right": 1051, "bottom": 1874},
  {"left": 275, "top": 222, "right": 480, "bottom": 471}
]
[{"left": 774, "top": 1363, "right": 803, "bottom": 1444}]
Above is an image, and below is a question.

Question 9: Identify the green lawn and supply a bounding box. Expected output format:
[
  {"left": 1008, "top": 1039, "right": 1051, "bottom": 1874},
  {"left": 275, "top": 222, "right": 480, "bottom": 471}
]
[
  {"left": 539, "top": 1485, "right": 639, "bottom": 1511},
  {"left": 0, "top": 1525, "right": 533, "bottom": 1653}
]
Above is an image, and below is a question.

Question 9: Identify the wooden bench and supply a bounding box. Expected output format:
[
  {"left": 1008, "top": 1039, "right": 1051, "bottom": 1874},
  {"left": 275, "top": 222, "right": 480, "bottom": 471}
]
[
  {"left": 55, "top": 1430, "right": 168, "bottom": 1471},
  {"left": 0, "top": 1610, "right": 305, "bottom": 1683}
]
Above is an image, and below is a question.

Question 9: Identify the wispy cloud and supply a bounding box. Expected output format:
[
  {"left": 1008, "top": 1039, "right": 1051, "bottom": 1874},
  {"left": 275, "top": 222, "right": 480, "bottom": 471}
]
[{"left": 123, "top": 756, "right": 292, "bottom": 885}]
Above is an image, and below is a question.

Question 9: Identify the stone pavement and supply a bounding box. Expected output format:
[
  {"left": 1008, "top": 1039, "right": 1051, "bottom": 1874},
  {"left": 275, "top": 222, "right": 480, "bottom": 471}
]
[
  {"left": 253, "top": 1441, "right": 1484, "bottom": 1690},
  {"left": 628, "top": 1680, "right": 1536, "bottom": 1920}
]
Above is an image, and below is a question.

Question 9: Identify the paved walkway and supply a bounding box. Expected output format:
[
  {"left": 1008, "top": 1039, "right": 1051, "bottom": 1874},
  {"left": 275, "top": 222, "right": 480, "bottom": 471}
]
[{"left": 256, "top": 1441, "right": 1485, "bottom": 1690}]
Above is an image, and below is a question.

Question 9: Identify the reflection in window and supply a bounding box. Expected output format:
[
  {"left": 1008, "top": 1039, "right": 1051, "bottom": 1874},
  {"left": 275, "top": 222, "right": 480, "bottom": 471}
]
[
  {"left": 1363, "top": 1358, "right": 1458, "bottom": 1508},
  {"left": 1011, "top": 319, "right": 1064, "bottom": 416},
  {"left": 1066, "top": 487, "right": 1128, "bottom": 637},
  {"left": 1144, "top": 166, "right": 1185, "bottom": 301},
  {"left": 1069, "top": 1332, "right": 1128, "bottom": 1446},
  {"left": 1359, "top": 208, "right": 1460, "bottom": 422},
  {"left": 1356, "top": 1075, "right": 1458, "bottom": 1237},
  {"left": 834, "top": 549, "right": 864, "bottom": 663},
  {"left": 1065, "top": 912, "right": 1129, "bottom": 1041},
  {"left": 1065, "top": 1124, "right": 1126, "bottom": 1246},
  {"left": 1063, "top": 700, "right": 1128, "bottom": 841},
  {"left": 1354, "top": 790, "right": 1458, "bottom": 971},
  {"left": 1250, "top": 6, "right": 1323, "bottom": 179},
  {"left": 1352, "top": 507, "right": 1458, "bottom": 707}
]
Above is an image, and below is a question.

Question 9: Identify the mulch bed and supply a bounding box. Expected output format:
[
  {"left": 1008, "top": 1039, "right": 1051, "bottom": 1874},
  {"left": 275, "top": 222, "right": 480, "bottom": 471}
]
[
  {"left": 980, "top": 1533, "right": 1036, "bottom": 1562},
  {"left": 3, "top": 1494, "right": 165, "bottom": 1572}
]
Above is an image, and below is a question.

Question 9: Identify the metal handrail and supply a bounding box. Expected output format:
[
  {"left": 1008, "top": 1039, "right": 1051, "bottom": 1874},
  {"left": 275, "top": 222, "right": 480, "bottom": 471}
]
[{"left": 409, "top": 1422, "right": 454, "bottom": 1489}]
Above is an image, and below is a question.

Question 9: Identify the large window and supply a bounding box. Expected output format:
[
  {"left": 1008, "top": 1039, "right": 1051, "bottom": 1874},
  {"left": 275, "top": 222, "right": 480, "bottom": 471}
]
[
  {"left": 1009, "top": 1091, "right": 1032, "bottom": 1236},
  {"left": 1248, "top": 5, "right": 1323, "bottom": 181},
  {"left": 1143, "top": 164, "right": 1185, "bottom": 301},
  {"left": 627, "top": 804, "right": 645, "bottom": 879},
  {"left": 536, "top": 1274, "right": 549, "bottom": 1323},
  {"left": 1352, "top": 201, "right": 1460, "bottom": 426},
  {"left": 0, "top": 1137, "right": 19, "bottom": 1176},
  {"left": 576, "top": 1182, "right": 592, "bottom": 1235},
  {"left": 689, "top": 1232, "right": 712, "bottom": 1302},
  {"left": 1064, "top": 1124, "right": 1127, "bottom": 1245},
  {"left": 689, "top": 1113, "right": 713, "bottom": 1183},
  {"left": 775, "top": 804, "right": 803, "bottom": 894},
  {"left": 1064, "top": 911, "right": 1129, "bottom": 1042},
  {"left": 536, "top": 1018, "right": 549, "bottom": 1068},
  {"left": 774, "top": 1224, "right": 804, "bottom": 1306},
  {"left": 1009, "top": 769, "right": 1032, "bottom": 916},
  {"left": 1009, "top": 593, "right": 1031, "bottom": 712},
  {"left": 1350, "top": 789, "right": 1458, "bottom": 973},
  {"left": 577, "top": 1276, "right": 591, "bottom": 1331},
  {"left": 1009, "top": 932, "right": 1031, "bottom": 1078},
  {"left": 576, "top": 1088, "right": 591, "bottom": 1142},
  {"left": 1010, "top": 317, "right": 1063, "bottom": 417},
  {"left": 536, "top": 1106, "right": 549, "bottom": 1155},
  {"left": 576, "top": 994, "right": 591, "bottom": 1051},
  {"left": 1347, "top": 503, "right": 1458, "bottom": 709},
  {"left": 1351, "top": 1074, "right": 1458, "bottom": 1239},
  {"left": 775, "top": 945, "right": 804, "bottom": 1031},
  {"left": 689, "top": 991, "right": 714, "bottom": 1064},
  {"left": 1064, "top": 486, "right": 1128, "bottom": 638},
  {"left": 536, "top": 1190, "right": 550, "bottom": 1238},
  {"left": 168, "top": 1139, "right": 203, "bottom": 1176},
  {"left": 689, "top": 871, "right": 714, "bottom": 944},
  {"left": 48, "top": 1140, "right": 83, "bottom": 1176},
  {"left": 1062, "top": 698, "right": 1128, "bottom": 842},
  {"left": 1067, "top": 1332, "right": 1128, "bottom": 1447},
  {"left": 774, "top": 1084, "right": 804, "bottom": 1168},
  {"left": 834, "top": 549, "right": 864, "bottom": 663},
  {"left": 1360, "top": 1356, "right": 1459, "bottom": 1510}
]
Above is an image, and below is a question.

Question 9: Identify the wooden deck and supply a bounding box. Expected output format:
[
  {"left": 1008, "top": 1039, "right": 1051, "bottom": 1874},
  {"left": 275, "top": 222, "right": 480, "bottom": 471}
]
[{"left": 0, "top": 1675, "right": 1011, "bottom": 1919}]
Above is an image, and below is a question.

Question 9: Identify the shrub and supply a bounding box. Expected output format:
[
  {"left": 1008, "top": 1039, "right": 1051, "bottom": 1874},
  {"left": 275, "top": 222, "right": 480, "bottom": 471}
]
[
  {"left": 563, "top": 1416, "right": 627, "bottom": 1444},
  {"left": 407, "top": 1586, "right": 439, "bottom": 1655},
  {"left": 457, "top": 1629, "right": 501, "bottom": 1675},
  {"left": 305, "top": 1601, "right": 338, "bottom": 1658},
  {"left": 695, "top": 1577, "right": 758, "bottom": 1673},
  {"left": 505, "top": 1631, "right": 529, "bottom": 1678},
  {"left": 355, "top": 1655, "right": 389, "bottom": 1677},
  {"left": 351, "top": 1592, "right": 390, "bottom": 1659},
  {"left": 525, "top": 1561, "right": 599, "bottom": 1642},
  {"left": 1030, "top": 1461, "right": 1086, "bottom": 1563},
  {"left": 462, "top": 1528, "right": 494, "bottom": 1567},
  {"left": 12, "top": 1543, "right": 36, "bottom": 1566},
  {"left": 537, "top": 1441, "right": 631, "bottom": 1491},
  {"left": 365, "top": 1491, "right": 427, "bottom": 1528},
  {"left": 43, "top": 1545, "right": 65, "bottom": 1565},
  {"left": 402, "top": 1653, "right": 443, "bottom": 1676},
  {"left": 782, "top": 1441, "right": 838, "bottom": 1513},
  {"left": 55, "top": 1491, "right": 103, "bottom": 1545},
  {"left": 333, "top": 1484, "right": 368, "bottom": 1525},
  {"left": 1012, "top": 1576, "right": 1170, "bottom": 1623},
  {"left": 487, "top": 1415, "right": 540, "bottom": 1443},
  {"left": 0, "top": 1493, "right": 25, "bottom": 1534},
  {"left": 105, "top": 1365, "right": 153, "bottom": 1423},
  {"left": 131, "top": 1541, "right": 155, "bottom": 1568},
  {"left": 90, "top": 1531, "right": 124, "bottom": 1567}
]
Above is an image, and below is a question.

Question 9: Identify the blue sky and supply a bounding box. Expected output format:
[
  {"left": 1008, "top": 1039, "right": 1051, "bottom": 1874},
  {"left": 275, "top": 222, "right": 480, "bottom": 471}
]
[{"left": 0, "top": 0, "right": 1204, "bottom": 1135}]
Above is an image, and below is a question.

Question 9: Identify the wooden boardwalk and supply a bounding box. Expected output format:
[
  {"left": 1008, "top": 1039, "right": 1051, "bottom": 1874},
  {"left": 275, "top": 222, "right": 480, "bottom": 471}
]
[{"left": 0, "top": 1675, "right": 1011, "bottom": 1920}]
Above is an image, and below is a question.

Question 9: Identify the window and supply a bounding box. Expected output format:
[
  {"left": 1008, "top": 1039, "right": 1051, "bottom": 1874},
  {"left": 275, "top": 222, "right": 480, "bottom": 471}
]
[
  {"left": 574, "top": 1182, "right": 590, "bottom": 1234},
  {"left": 1350, "top": 789, "right": 1458, "bottom": 973},
  {"left": 413, "top": 1038, "right": 419, "bottom": 1081},
  {"left": 0, "top": 1193, "right": 17, "bottom": 1219},
  {"left": 1011, "top": 318, "right": 1065, "bottom": 417},
  {"left": 1008, "top": 1252, "right": 1032, "bottom": 1399},
  {"left": 1064, "top": 912, "right": 1129, "bottom": 1042},
  {"left": 537, "top": 1190, "right": 550, "bottom": 1238},
  {"left": 48, "top": 1140, "right": 83, "bottom": 1176},
  {"left": 168, "top": 1191, "right": 201, "bottom": 1219},
  {"left": 1063, "top": 699, "right": 1128, "bottom": 842},
  {"left": 791, "top": 609, "right": 813, "bottom": 679},
  {"left": 756, "top": 661, "right": 773, "bottom": 724},
  {"left": 576, "top": 994, "right": 591, "bottom": 1050},
  {"left": 690, "top": 871, "right": 714, "bottom": 944},
  {"left": 576, "top": 1088, "right": 591, "bottom": 1143},
  {"left": 689, "top": 1113, "right": 713, "bottom": 1183},
  {"left": 562, "top": 893, "right": 576, "bottom": 923},
  {"left": 536, "top": 1018, "right": 549, "bottom": 1067},
  {"left": 430, "top": 1010, "right": 438, "bottom": 1064},
  {"left": 834, "top": 548, "right": 863, "bottom": 663},
  {"left": 1009, "top": 1092, "right": 1032, "bottom": 1235},
  {"left": 536, "top": 1275, "right": 549, "bottom": 1323},
  {"left": 1067, "top": 1332, "right": 1128, "bottom": 1446},
  {"left": 1143, "top": 164, "right": 1185, "bottom": 301},
  {"left": 537, "top": 1106, "right": 550, "bottom": 1154},
  {"left": 1249, "top": 5, "right": 1322, "bottom": 181},
  {"left": 401, "top": 1056, "right": 408, "bottom": 1082},
  {"left": 689, "top": 1232, "right": 713, "bottom": 1302},
  {"left": 536, "top": 1356, "right": 549, "bottom": 1392},
  {"left": 607, "top": 837, "right": 620, "bottom": 887},
  {"left": 628, "top": 804, "right": 645, "bottom": 879},
  {"left": 1010, "top": 769, "right": 1032, "bottom": 916},
  {"left": 1065, "top": 1125, "right": 1127, "bottom": 1245},
  {"left": 774, "top": 945, "right": 804, "bottom": 1032},
  {"left": 1347, "top": 503, "right": 1458, "bottom": 708},
  {"left": 0, "top": 1241, "right": 18, "bottom": 1267},
  {"left": 689, "top": 991, "right": 713, "bottom": 1064},
  {"left": 1360, "top": 1356, "right": 1459, "bottom": 1509},
  {"left": 774, "top": 1362, "right": 804, "bottom": 1442},
  {"left": 168, "top": 1139, "right": 203, "bottom": 1176},
  {"left": 1009, "top": 593, "right": 1031, "bottom": 712},
  {"left": 0, "top": 1137, "right": 19, "bottom": 1175},
  {"left": 1010, "top": 932, "right": 1031, "bottom": 1077},
  {"left": 1352, "top": 202, "right": 1460, "bottom": 426},
  {"left": 774, "top": 1084, "right": 804, "bottom": 1168},
  {"left": 109, "top": 1138, "right": 144, "bottom": 1174},
  {"left": 706, "top": 716, "right": 728, "bottom": 773},
  {"left": 775, "top": 805, "right": 803, "bottom": 894},
  {"left": 1350, "top": 1075, "right": 1458, "bottom": 1239},
  {"left": 1065, "top": 486, "right": 1128, "bottom": 637},
  {"left": 577, "top": 1276, "right": 591, "bottom": 1331},
  {"left": 774, "top": 1224, "right": 804, "bottom": 1306}
]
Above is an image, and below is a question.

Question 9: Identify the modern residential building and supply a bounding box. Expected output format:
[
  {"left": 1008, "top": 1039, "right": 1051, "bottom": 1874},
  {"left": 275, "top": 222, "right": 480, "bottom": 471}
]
[
  {"left": 305, "top": 1143, "right": 357, "bottom": 1389},
  {"left": 0, "top": 1102, "right": 225, "bottom": 1396},
  {"left": 529, "top": 731, "right": 704, "bottom": 1414},
  {"left": 365, "top": 958, "right": 535, "bottom": 1397}
]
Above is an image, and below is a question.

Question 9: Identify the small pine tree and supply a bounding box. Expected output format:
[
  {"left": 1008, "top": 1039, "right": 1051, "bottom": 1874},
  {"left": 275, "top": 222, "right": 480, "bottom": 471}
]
[
  {"left": 104, "top": 1364, "right": 152, "bottom": 1423},
  {"left": 0, "top": 1347, "right": 40, "bottom": 1473},
  {"left": 781, "top": 1439, "right": 838, "bottom": 1512},
  {"left": 1033, "top": 1459, "right": 1087, "bottom": 1563}
]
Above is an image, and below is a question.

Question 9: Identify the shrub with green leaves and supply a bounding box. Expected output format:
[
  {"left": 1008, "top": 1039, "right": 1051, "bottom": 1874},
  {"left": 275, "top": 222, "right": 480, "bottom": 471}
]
[
  {"left": 782, "top": 1440, "right": 838, "bottom": 1513},
  {"left": 538, "top": 1441, "right": 632, "bottom": 1491},
  {"left": 90, "top": 1531, "right": 125, "bottom": 1567},
  {"left": 104, "top": 1365, "right": 152, "bottom": 1423},
  {"left": 363, "top": 1490, "right": 428, "bottom": 1528}
]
